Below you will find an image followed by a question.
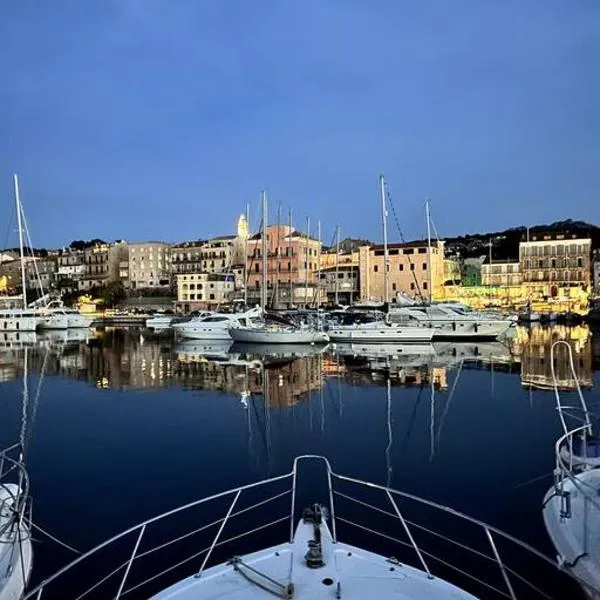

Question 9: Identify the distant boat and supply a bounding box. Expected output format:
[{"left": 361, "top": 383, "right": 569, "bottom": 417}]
[{"left": 173, "top": 308, "right": 262, "bottom": 340}]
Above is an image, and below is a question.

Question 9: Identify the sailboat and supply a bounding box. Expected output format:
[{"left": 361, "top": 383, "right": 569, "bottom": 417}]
[
  {"left": 542, "top": 340, "right": 600, "bottom": 599},
  {"left": 228, "top": 191, "right": 329, "bottom": 345},
  {"left": 0, "top": 347, "right": 34, "bottom": 600}
]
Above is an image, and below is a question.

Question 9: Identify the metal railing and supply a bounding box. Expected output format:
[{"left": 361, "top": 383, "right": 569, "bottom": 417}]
[{"left": 23, "top": 455, "right": 595, "bottom": 600}]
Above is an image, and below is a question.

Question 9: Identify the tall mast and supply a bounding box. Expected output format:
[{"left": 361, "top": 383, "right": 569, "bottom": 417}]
[
  {"left": 380, "top": 175, "right": 389, "bottom": 304},
  {"left": 14, "top": 174, "right": 28, "bottom": 307},
  {"left": 426, "top": 197, "right": 433, "bottom": 304},
  {"left": 335, "top": 225, "right": 340, "bottom": 305},
  {"left": 288, "top": 208, "right": 293, "bottom": 308},
  {"left": 304, "top": 217, "right": 310, "bottom": 309},
  {"left": 261, "top": 190, "right": 268, "bottom": 311},
  {"left": 244, "top": 202, "right": 249, "bottom": 307},
  {"left": 317, "top": 220, "right": 322, "bottom": 307},
  {"left": 275, "top": 201, "right": 281, "bottom": 308}
]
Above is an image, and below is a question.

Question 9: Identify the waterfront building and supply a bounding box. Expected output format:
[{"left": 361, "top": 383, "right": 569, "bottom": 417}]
[
  {"left": 24, "top": 257, "right": 57, "bottom": 292},
  {"left": 317, "top": 265, "right": 360, "bottom": 305},
  {"left": 481, "top": 261, "right": 522, "bottom": 287},
  {"left": 170, "top": 215, "right": 249, "bottom": 277},
  {"left": 461, "top": 257, "right": 485, "bottom": 287},
  {"left": 358, "top": 240, "right": 445, "bottom": 302},
  {"left": 57, "top": 250, "right": 86, "bottom": 290},
  {"left": 246, "top": 225, "right": 322, "bottom": 306},
  {"left": 519, "top": 232, "right": 592, "bottom": 298},
  {"left": 128, "top": 242, "right": 170, "bottom": 290},
  {"left": 79, "top": 242, "right": 129, "bottom": 291},
  {"left": 593, "top": 249, "right": 600, "bottom": 297},
  {"left": 443, "top": 258, "right": 462, "bottom": 285},
  {"left": 175, "top": 272, "right": 235, "bottom": 312}
]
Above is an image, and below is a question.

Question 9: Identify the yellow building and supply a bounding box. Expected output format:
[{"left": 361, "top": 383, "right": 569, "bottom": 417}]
[
  {"left": 519, "top": 233, "right": 592, "bottom": 298},
  {"left": 481, "top": 261, "right": 522, "bottom": 287},
  {"left": 175, "top": 272, "right": 235, "bottom": 312},
  {"left": 358, "top": 240, "right": 445, "bottom": 302}
]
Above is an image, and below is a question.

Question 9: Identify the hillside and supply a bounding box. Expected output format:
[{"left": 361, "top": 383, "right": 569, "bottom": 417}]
[{"left": 444, "top": 220, "right": 600, "bottom": 260}]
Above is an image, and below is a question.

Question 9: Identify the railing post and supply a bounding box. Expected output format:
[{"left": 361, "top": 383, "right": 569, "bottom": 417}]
[
  {"left": 35, "top": 590, "right": 43, "bottom": 600},
  {"left": 485, "top": 527, "right": 517, "bottom": 600},
  {"left": 114, "top": 524, "right": 146, "bottom": 599},
  {"left": 196, "top": 490, "right": 241, "bottom": 578},
  {"left": 386, "top": 490, "right": 432, "bottom": 579},
  {"left": 326, "top": 467, "right": 337, "bottom": 543},
  {"left": 290, "top": 461, "right": 298, "bottom": 543}
]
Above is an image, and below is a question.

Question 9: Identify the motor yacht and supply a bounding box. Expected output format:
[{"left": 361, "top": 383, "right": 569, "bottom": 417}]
[{"left": 173, "top": 308, "right": 262, "bottom": 340}]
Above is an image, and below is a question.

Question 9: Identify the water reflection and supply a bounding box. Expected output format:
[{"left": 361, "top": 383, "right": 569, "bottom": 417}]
[{"left": 0, "top": 325, "right": 597, "bottom": 393}]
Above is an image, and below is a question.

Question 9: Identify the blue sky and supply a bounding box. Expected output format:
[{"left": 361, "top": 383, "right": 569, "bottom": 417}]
[{"left": 1, "top": 0, "right": 599, "bottom": 248}]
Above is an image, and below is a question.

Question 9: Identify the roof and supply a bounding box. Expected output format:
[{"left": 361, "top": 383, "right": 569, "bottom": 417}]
[{"left": 369, "top": 239, "right": 445, "bottom": 251}]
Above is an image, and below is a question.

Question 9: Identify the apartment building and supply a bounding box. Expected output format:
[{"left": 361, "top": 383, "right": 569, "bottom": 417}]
[
  {"left": 175, "top": 272, "right": 235, "bottom": 312},
  {"left": 481, "top": 261, "right": 522, "bottom": 287},
  {"left": 246, "top": 225, "right": 322, "bottom": 306},
  {"left": 128, "top": 242, "right": 170, "bottom": 289},
  {"left": 519, "top": 232, "right": 592, "bottom": 298},
  {"left": 593, "top": 249, "right": 600, "bottom": 296}
]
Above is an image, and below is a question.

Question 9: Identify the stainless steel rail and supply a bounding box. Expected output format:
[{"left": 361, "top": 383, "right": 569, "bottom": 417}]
[{"left": 24, "top": 455, "right": 596, "bottom": 600}]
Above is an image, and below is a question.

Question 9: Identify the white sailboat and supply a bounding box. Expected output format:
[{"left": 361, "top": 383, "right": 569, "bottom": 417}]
[
  {"left": 228, "top": 191, "right": 330, "bottom": 345},
  {"left": 0, "top": 176, "right": 40, "bottom": 332},
  {"left": 0, "top": 347, "right": 34, "bottom": 600}
]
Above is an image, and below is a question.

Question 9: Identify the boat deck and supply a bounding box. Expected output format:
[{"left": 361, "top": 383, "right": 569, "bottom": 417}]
[{"left": 152, "top": 514, "right": 475, "bottom": 600}]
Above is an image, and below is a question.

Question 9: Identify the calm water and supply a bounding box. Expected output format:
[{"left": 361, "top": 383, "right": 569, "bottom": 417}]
[{"left": 1, "top": 324, "right": 599, "bottom": 599}]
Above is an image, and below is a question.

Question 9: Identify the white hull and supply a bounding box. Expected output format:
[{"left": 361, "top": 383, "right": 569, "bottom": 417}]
[
  {"left": 332, "top": 341, "right": 435, "bottom": 359},
  {"left": 229, "top": 327, "right": 329, "bottom": 344},
  {"left": 428, "top": 320, "right": 512, "bottom": 340},
  {"left": 0, "top": 485, "right": 33, "bottom": 600},
  {"left": 0, "top": 316, "right": 38, "bottom": 332},
  {"left": 37, "top": 314, "right": 69, "bottom": 330},
  {"left": 543, "top": 470, "right": 600, "bottom": 599},
  {"left": 173, "top": 326, "right": 232, "bottom": 340},
  {"left": 146, "top": 316, "right": 175, "bottom": 330},
  {"left": 66, "top": 314, "right": 94, "bottom": 328},
  {"left": 173, "top": 309, "right": 262, "bottom": 340},
  {"left": 328, "top": 324, "right": 434, "bottom": 343}
]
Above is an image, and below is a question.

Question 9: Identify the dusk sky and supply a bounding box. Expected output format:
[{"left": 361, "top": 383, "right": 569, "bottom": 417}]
[{"left": 1, "top": 1, "right": 598, "bottom": 248}]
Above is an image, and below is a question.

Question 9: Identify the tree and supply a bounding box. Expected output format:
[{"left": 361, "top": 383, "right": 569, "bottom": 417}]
[{"left": 101, "top": 281, "right": 126, "bottom": 307}]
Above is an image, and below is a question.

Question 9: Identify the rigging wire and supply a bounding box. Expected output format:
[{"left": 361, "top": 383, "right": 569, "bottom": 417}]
[{"left": 384, "top": 181, "right": 425, "bottom": 302}]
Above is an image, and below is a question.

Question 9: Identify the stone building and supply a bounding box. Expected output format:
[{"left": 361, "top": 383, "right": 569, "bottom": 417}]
[
  {"left": 593, "top": 249, "right": 600, "bottom": 297},
  {"left": 79, "top": 242, "right": 129, "bottom": 291},
  {"left": 317, "top": 265, "right": 360, "bottom": 305},
  {"left": 358, "top": 240, "right": 445, "bottom": 302},
  {"left": 519, "top": 233, "right": 592, "bottom": 298}
]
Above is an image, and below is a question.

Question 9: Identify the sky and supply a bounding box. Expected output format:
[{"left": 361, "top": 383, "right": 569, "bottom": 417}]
[{"left": 1, "top": 0, "right": 599, "bottom": 248}]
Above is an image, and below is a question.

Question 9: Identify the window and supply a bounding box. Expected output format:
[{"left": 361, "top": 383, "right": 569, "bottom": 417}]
[
  {"left": 255, "top": 264, "right": 259, "bottom": 273},
  {"left": 422, "top": 263, "right": 427, "bottom": 270},
  {"left": 423, "top": 282, "right": 428, "bottom": 290},
  {"left": 418, "top": 248, "right": 427, "bottom": 254},
  {"left": 410, "top": 282, "right": 415, "bottom": 290},
  {"left": 189, "top": 283, "right": 195, "bottom": 290},
  {"left": 189, "top": 294, "right": 196, "bottom": 300},
  {"left": 374, "top": 265, "right": 378, "bottom": 272},
  {"left": 404, "top": 248, "right": 414, "bottom": 255},
  {"left": 578, "top": 258, "right": 583, "bottom": 268},
  {"left": 287, "top": 262, "right": 291, "bottom": 271},
  {"left": 410, "top": 264, "right": 415, "bottom": 271},
  {"left": 399, "top": 264, "right": 404, "bottom": 271},
  {"left": 209, "top": 294, "right": 215, "bottom": 300},
  {"left": 392, "top": 282, "right": 397, "bottom": 291}
]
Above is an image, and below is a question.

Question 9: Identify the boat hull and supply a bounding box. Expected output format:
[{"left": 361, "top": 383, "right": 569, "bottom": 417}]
[
  {"left": 229, "top": 327, "right": 329, "bottom": 344},
  {"left": 328, "top": 325, "right": 434, "bottom": 343},
  {"left": 0, "top": 316, "right": 39, "bottom": 332},
  {"left": 173, "top": 324, "right": 232, "bottom": 340},
  {"left": 37, "top": 314, "right": 69, "bottom": 330},
  {"left": 429, "top": 321, "right": 513, "bottom": 340}
]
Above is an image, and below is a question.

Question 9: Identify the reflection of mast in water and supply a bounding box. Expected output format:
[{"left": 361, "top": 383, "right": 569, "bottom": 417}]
[
  {"left": 26, "top": 347, "right": 50, "bottom": 453},
  {"left": 307, "top": 356, "right": 313, "bottom": 432},
  {"left": 385, "top": 377, "right": 392, "bottom": 487},
  {"left": 429, "top": 366, "right": 435, "bottom": 463},
  {"left": 319, "top": 354, "right": 325, "bottom": 437},
  {"left": 336, "top": 351, "right": 343, "bottom": 419},
  {"left": 263, "top": 365, "right": 272, "bottom": 476},
  {"left": 435, "top": 359, "right": 464, "bottom": 449}
]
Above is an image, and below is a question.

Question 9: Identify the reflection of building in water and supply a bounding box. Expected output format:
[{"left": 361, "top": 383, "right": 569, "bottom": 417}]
[
  {"left": 512, "top": 325, "right": 593, "bottom": 389},
  {"left": 264, "top": 357, "right": 323, "bottom": 407}
]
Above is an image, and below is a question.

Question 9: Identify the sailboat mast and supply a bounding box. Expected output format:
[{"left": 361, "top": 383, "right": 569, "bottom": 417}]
[
  {"left": 261, "top": 191, "right": 268, "bottom": 311},
  {"left": 426, "top": 198, "right": 433, "bottom": 304},
  {"left": 244, "top": 202, "right": 249, "bottom": 307},
  {"left": 276, "top": 201, "right": 281, "bottom": 308},
  {"left": 14, "top": 174, "right": 28, "bottom": 307},
  {"left": 335, "top": 225, "right": 340, "bottom": 305},
  {"left": 288, "top": 208, "right": 293, "bottom": 308},
  {"left": 304, "top": 217, "right": 310, "bottom": 309},
  {"left": 317, "top": 220, "right": 321, "bottom": 307},
  {"left": 380, "top": 175, "right": 389, "bottom": 304}
]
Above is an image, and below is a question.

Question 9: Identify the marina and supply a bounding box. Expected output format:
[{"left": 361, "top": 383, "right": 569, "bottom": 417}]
[{"left": 0, "top": 324, "right": 598, "bottom": 598}]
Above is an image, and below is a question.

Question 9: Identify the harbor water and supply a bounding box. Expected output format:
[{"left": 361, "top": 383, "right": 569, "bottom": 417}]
[{"left": 1, "top": 324, "right": 598, "bottom": 598}]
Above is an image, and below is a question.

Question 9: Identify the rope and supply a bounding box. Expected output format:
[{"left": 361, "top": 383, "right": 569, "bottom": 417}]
[
  {"left": 231, "top": 556, "right": 294, "bottom": 598},
  {"left": 27, "top": 519, "right": 81, "bottom": 554},
  {"left": 384, "top": 182, "right": 425, "bottom": 302}
]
